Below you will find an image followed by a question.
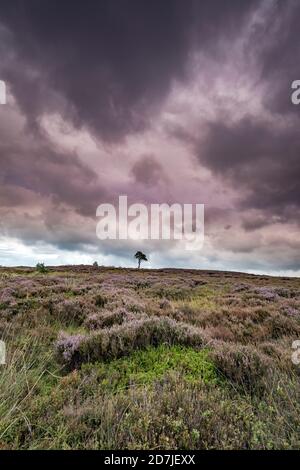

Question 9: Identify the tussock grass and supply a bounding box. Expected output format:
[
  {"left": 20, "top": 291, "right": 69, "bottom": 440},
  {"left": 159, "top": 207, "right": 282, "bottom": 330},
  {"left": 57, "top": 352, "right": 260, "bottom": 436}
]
[{"left": 0, "top": 333, "right": 60, "bottom": 446}]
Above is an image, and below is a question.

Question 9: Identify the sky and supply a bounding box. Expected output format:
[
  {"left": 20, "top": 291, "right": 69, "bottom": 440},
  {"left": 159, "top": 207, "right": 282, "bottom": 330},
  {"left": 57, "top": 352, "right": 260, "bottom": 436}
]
[{"left": 0, "top": 0, "right": 300, "bottom": 275}]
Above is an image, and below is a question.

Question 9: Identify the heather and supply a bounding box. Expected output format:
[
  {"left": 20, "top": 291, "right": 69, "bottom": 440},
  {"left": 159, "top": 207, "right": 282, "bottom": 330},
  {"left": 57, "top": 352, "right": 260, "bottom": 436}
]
[
  {"left": 0, "top": 266, "right": 299, "bottom": 449},
  {"left": 55, "top": 317, "right": 209, "bottom": 369}
]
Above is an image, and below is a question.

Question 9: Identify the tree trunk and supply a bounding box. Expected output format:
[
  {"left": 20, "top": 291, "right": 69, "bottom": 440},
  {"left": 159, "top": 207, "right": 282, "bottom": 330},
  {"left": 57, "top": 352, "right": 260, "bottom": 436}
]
[{"left": 138, "top": 259, "right": 141, "bottom": 269}]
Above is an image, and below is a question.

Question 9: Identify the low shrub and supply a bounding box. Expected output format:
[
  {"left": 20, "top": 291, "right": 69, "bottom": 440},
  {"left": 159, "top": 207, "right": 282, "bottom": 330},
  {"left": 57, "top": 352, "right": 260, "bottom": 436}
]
[
  {"left": 84, "top": 309, "right": 127, "bottom": 330},
  {"left": 36, "top": 263, "right": 48, "bottom": 274},
  {"left": 52, "top": 299, "right": 86, "bottom": 325},
  {"left": 159, "top": 298, "right": 172, "bottom": 310},
  {"left": 211, "top": 343, "right": 273, "bottom": 396},
  {"left": 254, "top": 287, "right": 278, "bottom": 302},
  {"left": 265, "top": 313, "right": 300, "bottom": 339},
  {"left": 55, "top": 317, "right": 210, "bottom": 369},
  {"left": 94, "top": 294, "right": 107, "bottom": 308}
]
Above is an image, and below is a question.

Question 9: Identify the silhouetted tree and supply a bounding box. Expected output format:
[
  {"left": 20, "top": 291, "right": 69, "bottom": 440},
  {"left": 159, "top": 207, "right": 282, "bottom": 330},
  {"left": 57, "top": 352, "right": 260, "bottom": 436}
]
[{"left": 134, "top": 251, "right": 148, "bottom": 269}]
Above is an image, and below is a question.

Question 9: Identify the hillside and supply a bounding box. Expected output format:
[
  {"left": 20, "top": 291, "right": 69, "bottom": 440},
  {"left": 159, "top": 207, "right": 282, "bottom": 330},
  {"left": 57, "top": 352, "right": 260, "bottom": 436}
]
[{"left": 0, "top": 266, "right": 299, "bottom": 449}]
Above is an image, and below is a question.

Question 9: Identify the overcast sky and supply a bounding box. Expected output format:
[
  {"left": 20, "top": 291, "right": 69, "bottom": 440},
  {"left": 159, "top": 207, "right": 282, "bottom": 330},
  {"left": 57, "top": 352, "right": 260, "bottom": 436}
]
[{"left": 0, "top": 0, "right": 300, "bottom": 275}]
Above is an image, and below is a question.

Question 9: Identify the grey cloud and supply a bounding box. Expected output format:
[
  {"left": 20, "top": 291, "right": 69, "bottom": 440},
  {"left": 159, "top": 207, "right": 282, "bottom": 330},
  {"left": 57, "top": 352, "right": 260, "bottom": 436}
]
[
  {"left": 131, "top": 154, "right": 165, "bottom": 186},
  {"left": 198, "top": 117, "right": 300, "bottom": 220},
  {"left": 253, "top": 0, "right": 300, "bottom": 117},
  {"left": 0, "top": 0, "right": 259, "bottom": 141},
  {"left": 0, "top": 137, "right": 106, "bottom": 217},
  {"left": 1, "top": 0, "right": 300, "bottom": 274}
]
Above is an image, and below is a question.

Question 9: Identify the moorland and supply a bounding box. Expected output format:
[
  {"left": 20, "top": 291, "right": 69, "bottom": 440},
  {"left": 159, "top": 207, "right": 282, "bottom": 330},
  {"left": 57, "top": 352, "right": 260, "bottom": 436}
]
[{"left": 0, "top": 265, "right": 299, "bottom": 449}]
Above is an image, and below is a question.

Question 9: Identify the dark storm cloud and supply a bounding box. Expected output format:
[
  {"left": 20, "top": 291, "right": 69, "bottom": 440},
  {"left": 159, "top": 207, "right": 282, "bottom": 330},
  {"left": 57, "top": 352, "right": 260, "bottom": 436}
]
[
  {"left": 199, "top": 116, "right": 300, "bottom": 219},
  {"left": 0, "top": 137, "right": 106, "bottom": 217},
  {"left": 188, "top": 0, "right": 300, "bottom": 232},
  {"left": 1, "top": 0, "right": 300, "bottom": 273},
  {"left": 0, "top": 0, "right": 259, "bottom": 141},
  {"left": 252, "top": 0, "right": 300, "bottom": 116}
]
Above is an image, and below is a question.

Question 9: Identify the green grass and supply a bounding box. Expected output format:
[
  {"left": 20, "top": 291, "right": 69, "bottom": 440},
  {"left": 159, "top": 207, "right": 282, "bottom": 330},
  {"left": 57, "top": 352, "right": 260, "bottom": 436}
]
[
  {"left": 174, "top": 286, "right": 220, "bottom": 312},
  {"left": 81, "top": 345, "right": 217, "bottom": 392}
]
